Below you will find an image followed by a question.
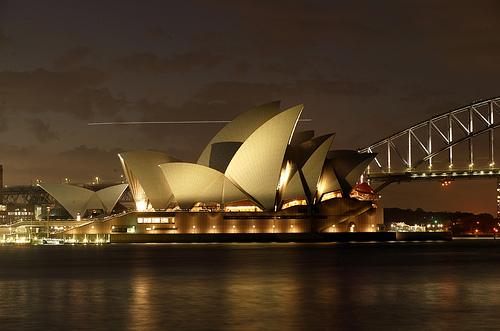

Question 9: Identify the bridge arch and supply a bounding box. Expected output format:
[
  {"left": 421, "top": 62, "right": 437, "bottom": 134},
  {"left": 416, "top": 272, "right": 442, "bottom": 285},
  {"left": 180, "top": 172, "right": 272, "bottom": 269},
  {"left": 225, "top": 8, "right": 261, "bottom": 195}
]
[{"left": 359, "top": 96, "right": 500, "bottom": 192}]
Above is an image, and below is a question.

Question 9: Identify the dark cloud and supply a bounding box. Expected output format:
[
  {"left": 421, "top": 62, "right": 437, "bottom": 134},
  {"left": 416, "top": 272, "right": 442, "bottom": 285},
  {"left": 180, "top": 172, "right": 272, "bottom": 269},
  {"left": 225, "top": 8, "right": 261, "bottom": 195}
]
[
  {"left": 53, "top": 46, "right": 92, "bottom": 69},
  {"left": 259, "top": 62, "right": 306, "bottom": 76},
  {"left": 0, "top": 0, "right": 499, "bottom": 213},
  {"left": 0, "top": 143, "right": 45, "bottom": 184},
  {"left": 193, "top": 1, "right": 407, "bottom": 54},
  {"left": 56, "top": 145, "right": 126, "bottom": 182},
  {"left": 295, "top": 80, "right": 381, "bottom": 97},
  {"left": 232, "top": 61, "right": 250, "bottom": 77},
  {"left": 0, "top": 112, "right": 8, "bottom": 132},
  {"left": 0, "top": 28, "right": 11, "bottom": 49},
  {"left": 144, "top": 26, "right": 171, "bottom": 39},
  {"left": 28, "top": 118, "right": 59, "bottom": 143},
  {"left": 399, "top": 85, "right": 456, "bottom": 104},
  {"left": 58, "top": 144, "right": 123, "bottom": 160},
  {"left": 191, "top": 0, "right": 500, "bottom": 82},
  {"left": 0, "top": 68, "right": 125, "bottom": 119},
  {"left": 114, "top": 51, "right": 226, "bottom": 74},
  {"left": 194, "top": 79, "right": 381, "bottom": 105},
  {"left": 193, "top": 81, "right": 280, "bottom": 107},
  {"left": 413, "top": 1, "right": 500, "bottom": 71},
  {"left": 0, "top": 144, "right": 125, "bottom": 185},
  {"left": 69, "top": 87, "right": 128, "bottom": 119}
]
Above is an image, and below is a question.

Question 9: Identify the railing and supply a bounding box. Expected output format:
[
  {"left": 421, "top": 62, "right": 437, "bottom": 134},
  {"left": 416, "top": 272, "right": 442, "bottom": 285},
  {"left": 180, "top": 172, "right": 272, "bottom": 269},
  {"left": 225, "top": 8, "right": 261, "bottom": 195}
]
[{"left": 360, "top": 96, "right": 500, "bottom": 178}]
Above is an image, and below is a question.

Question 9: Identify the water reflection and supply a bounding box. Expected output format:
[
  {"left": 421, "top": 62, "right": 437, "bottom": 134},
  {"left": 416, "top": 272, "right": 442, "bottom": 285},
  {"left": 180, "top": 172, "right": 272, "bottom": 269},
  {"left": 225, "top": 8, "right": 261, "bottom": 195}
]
[{"left": 0, "top": 242, "right": 500, "bottom": 330}]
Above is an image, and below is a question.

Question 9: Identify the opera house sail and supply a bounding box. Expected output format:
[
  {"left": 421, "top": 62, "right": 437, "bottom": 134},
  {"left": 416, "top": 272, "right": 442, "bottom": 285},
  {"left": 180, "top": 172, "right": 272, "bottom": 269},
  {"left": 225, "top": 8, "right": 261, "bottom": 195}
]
[{"left": 37, "top": 102, "right": 382, "bottom": 238}]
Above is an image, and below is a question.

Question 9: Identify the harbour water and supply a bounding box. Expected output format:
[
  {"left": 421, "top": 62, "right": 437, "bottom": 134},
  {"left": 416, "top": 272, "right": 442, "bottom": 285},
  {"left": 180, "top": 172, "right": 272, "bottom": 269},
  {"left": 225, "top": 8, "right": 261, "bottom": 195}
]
[{"left": 1, "top": 240, "right": 500, "bottom": 330}]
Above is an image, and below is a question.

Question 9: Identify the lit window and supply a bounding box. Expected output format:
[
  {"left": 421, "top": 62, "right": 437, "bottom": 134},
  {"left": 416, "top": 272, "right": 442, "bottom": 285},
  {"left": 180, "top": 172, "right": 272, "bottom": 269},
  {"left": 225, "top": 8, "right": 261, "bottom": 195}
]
[
  {"left": 224, "top": 205, "right": 262, "bottom": 212},
  {"left": 281, "top": 199, "right": 307, "bottom": 210},
  {"left": 320, "top": 191, "right": 342, "bottom": 202}
]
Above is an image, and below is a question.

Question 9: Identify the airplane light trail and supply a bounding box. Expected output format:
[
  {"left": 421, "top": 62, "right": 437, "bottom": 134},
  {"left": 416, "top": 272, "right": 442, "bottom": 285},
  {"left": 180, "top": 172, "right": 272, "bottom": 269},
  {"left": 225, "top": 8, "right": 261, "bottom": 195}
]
[{"left": 88, "top": 119, "right": 312, "bottom": 126}]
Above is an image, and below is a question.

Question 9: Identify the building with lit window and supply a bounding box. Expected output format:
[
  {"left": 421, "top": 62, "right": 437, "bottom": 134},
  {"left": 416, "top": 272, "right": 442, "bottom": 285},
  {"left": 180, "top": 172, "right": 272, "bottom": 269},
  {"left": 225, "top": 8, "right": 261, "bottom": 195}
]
[{"left": 39, "top": 101, "right": 383, "bottom": 238}]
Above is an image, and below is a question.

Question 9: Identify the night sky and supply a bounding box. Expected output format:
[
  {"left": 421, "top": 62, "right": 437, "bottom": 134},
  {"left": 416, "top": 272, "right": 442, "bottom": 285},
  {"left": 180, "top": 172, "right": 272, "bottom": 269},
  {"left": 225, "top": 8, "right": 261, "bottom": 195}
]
[{"left": 0, "top": 0, "right": 499, "bottom": 214}]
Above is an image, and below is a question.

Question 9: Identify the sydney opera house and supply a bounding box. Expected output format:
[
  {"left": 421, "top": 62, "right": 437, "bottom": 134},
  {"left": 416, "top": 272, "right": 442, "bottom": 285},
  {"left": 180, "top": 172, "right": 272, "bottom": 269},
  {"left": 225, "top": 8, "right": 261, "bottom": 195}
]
[{"left": 38, "top": 101, "right": 382, "bottom": 239}]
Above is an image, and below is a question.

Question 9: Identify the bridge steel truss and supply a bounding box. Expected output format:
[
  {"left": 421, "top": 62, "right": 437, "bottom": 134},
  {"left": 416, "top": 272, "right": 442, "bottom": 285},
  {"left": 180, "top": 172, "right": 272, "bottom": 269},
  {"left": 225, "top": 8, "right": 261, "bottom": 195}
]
[{"left": 359, "top": 96, "right": 500, "bottom": 191}]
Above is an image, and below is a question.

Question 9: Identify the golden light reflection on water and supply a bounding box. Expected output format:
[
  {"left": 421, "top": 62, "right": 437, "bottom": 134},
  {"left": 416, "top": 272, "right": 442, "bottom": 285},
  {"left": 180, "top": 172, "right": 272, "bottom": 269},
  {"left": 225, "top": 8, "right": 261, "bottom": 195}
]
[
  {"left": 223, "top": 266, "right": 302, "bottom": 329},
  {"left": 0, "top": 242, "right": 499, "bottom": 330},
  {"left": 129, "top": 273, "right": 155, "bottom": 330}
]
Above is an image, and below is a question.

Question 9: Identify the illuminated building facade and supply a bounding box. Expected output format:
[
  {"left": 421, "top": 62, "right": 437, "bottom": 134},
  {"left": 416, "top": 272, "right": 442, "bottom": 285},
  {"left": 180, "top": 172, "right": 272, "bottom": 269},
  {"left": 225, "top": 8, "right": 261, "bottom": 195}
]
[{"left": 40, "top": 101, "right": 383, "bottom": 236}]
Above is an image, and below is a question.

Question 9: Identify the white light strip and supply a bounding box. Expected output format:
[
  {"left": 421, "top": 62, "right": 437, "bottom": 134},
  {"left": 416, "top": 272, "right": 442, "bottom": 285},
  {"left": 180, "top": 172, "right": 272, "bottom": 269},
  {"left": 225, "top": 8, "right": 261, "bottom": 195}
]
[{"left": 88, "top": 119, "right": 312, "bottom": 126}]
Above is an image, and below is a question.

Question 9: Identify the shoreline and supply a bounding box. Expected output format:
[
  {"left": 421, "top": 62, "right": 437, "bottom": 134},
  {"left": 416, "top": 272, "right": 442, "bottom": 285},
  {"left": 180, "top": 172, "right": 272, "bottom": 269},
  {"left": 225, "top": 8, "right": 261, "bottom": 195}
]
[{"left": 55, "top": 231, "right": 453, "bottom": 244}]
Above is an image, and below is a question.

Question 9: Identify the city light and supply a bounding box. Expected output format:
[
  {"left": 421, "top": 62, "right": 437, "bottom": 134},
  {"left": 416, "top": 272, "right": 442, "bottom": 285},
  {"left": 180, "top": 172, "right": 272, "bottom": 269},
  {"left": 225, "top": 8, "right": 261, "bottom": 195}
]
[
  {"left": 136, "top": 200, "right": 148, "bottom": 212},
  {"left": 277, "top": 161, "right": 292, "bottom": 190},
  {"left": 441, "top": 179, "right": 452, "bottom": 187}
]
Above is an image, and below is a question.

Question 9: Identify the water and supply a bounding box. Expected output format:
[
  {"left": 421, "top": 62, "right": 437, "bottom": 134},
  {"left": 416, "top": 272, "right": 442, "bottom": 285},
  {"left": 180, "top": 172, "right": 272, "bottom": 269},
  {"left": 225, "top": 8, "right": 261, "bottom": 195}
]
[{"left": 1, "top": 240, "right": 500, "bottom": 330}]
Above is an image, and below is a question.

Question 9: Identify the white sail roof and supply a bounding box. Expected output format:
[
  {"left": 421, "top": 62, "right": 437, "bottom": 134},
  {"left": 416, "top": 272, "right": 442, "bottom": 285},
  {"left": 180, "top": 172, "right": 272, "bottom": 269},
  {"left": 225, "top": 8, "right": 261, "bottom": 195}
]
[
  {"left": 39, "top": 183, "right": 128, "bottom": 219},
  {"left": 39, "top": 183, "right": 95, "bottom": 219},
  {"left": 225, "top": 105, "right": 303, "bottom": 210},
  {"left": 197, "top": 101, "right": 281, "bottom": 170},
  {"left": 222, "top": 177, "right": 250, "bottom": 204},
  {"left": 327, "top": 150, "right": 376, "bottom": 195},
  {"left": 301, "top": 134, "right": 335, "bottom": 200},
  {"left": 96, "top": 183, "right": 129, "bottom": 214},
  {"left": 160, "top": 163, "right": 245, "bottom": 209},
  {"left": 282, "top": 134, "right": 335, "bottom": 203},
  {"left": 85, "top": 193, "right": 105, "bottom": 212},
  {"left": 119, "top": 150, "right": 177, "bottom": 210},
  {"left": 281, "top": 171, "right": 305, "bottom": 201}
]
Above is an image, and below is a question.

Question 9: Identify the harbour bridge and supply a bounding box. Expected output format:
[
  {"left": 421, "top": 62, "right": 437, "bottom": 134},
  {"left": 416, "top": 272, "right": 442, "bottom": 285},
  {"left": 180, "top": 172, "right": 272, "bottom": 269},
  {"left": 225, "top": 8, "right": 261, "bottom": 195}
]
[{"left": 360, "top": 96, "right": 500, "bottom": 215}]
